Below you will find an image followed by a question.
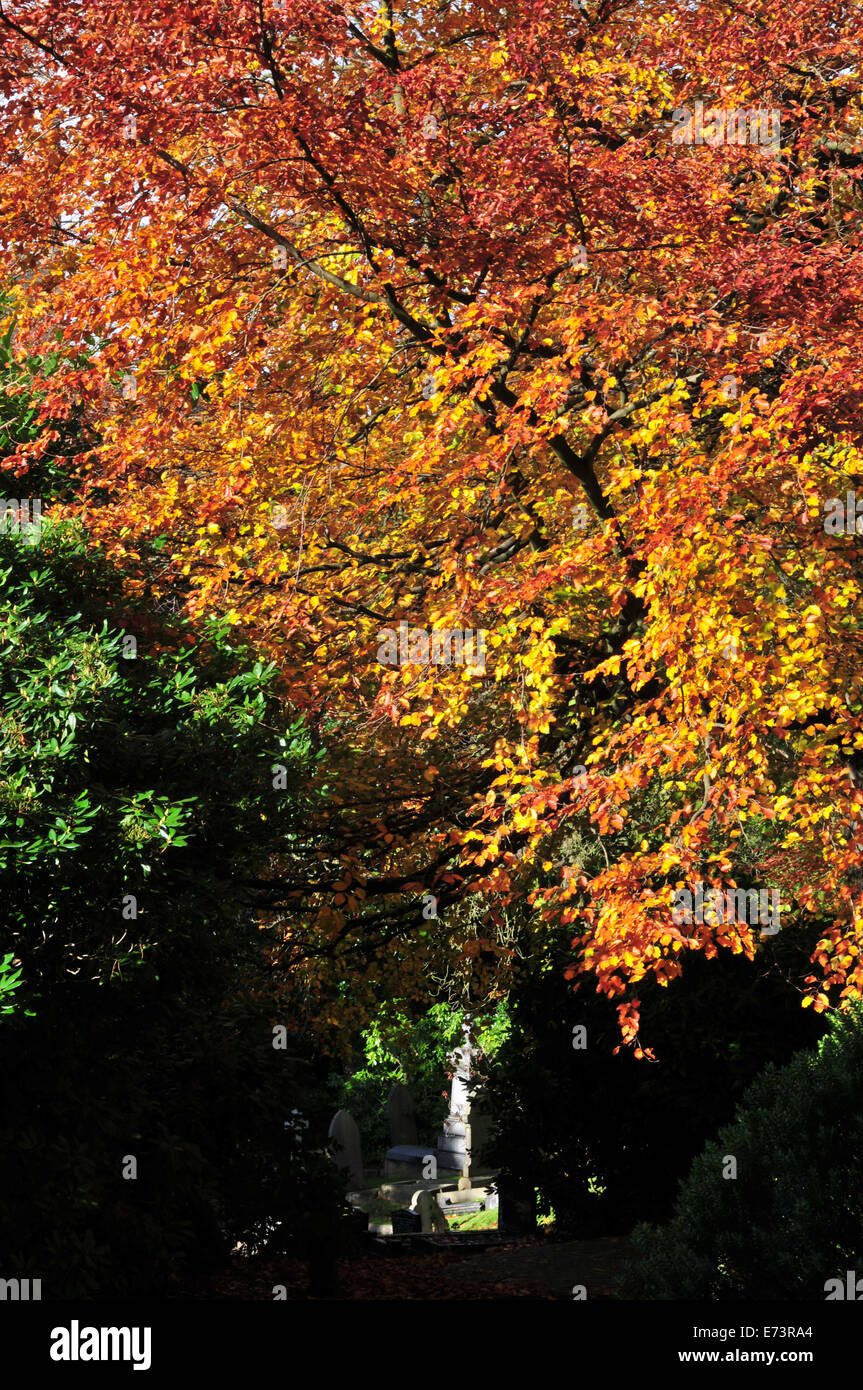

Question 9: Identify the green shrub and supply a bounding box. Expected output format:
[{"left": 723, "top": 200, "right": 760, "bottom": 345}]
[
  {"left": 628, "top": 1003, "right": 863, "bottom": 1299},
  {"left": 0, "top": 524, "right": 345, "bottom": 1297}
]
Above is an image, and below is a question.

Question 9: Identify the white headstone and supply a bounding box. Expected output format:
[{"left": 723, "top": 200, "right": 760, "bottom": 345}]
[{"left": 328, "top": 1109, "right": 363, "bottom": 1189}]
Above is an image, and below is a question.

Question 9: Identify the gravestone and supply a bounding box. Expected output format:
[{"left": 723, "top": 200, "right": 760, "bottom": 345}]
[
  {"left": 328, "top": 1108, "right": 364, "bottom": 1190},
  {"left": 383, "top": 1083, "right": 436, "bottom": 1178},
  {"left": 383, "top": 1143, "right": 440, "bottom": 1178},
  {"left": 391, "top": 1207, "right": 422, "bottom": 1235},
  {"left": 412, "top": 1189, "right": 448, "bottom": 1233},
  {"left": 385, "top": 1082, "right": 418, "bottom": 1147}
]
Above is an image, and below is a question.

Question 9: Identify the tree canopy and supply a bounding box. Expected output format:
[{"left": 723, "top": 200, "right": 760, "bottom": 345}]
[{"left": 1, "top": 0, "right": 862, "bottom": 1043}]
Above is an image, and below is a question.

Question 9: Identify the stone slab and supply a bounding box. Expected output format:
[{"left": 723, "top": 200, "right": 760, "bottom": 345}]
[
  {"left": 385, "top": 1145, "right": 438, "bottom": 1162},
  {"left": 384, "top": 1144, "right": 440, "bottom": 1178}
]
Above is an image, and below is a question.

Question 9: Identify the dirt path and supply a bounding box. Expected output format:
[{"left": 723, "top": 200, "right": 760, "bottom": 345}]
[
  {"left": 180, "top": 1234, "right": 635, "bottom": 1300},
  {"left": 442, "top": 1235, "right": 635, "bottom": 1297}
]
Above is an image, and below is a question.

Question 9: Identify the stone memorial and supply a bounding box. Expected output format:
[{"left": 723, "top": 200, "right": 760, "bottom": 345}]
[
  {"left": 383, "top": 1142, "right": 440, "bottom": 1178},
  {"left": 328, "top": 1108, "right": 364, "bottom": 1190},
  {"left": 391, "top": 1207, "right": 422, "bottom": 1235},
  {"left": 412, "top": 1188, "right": 448, "bottom": 1234},
  {"left": 383, "top": 1081, "right": 440, "bottom": 1177},
  {"left": 385, "top": 1082, "right": 418, "bottom": 1147},
  {"left": 437, "top": 1018, "right": 480, "bottom": 1178}
]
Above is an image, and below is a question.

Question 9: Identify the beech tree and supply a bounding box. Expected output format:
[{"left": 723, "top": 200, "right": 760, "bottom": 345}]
[{"left": 1, "top": 0, "right": 862, "bottom": 1043}]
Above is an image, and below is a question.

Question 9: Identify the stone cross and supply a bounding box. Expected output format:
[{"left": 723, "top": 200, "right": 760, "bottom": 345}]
[
  {"left": 438, "top": 1017, "right": 481, "bottom": 1178},
  {"left": 446, "top": 1018, "right": 480, "bottom": 1119}
]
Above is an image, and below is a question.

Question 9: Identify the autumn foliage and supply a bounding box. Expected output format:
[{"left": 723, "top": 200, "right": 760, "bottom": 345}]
[{"left": 1, "top": 0, "right": 862, "bottom": 1042}]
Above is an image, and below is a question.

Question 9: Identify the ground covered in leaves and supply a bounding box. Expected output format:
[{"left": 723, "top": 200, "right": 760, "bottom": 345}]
[{"left": 178, "top": 1233, "right": 634, "bottom": 1301}]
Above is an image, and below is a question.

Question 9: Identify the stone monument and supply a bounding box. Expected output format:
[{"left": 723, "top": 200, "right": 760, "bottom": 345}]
[
  {"left": 437, "top": 1017, "right": 480, "bottom": 1179},
  {"left": 412, "top": 1188, "right": 448, "bottom": 1233},
  {"left": 328, "top": 1108, "right": 364, "bottom": 1190},
  {"left": 382, "top": 1082, "right": 439, "bottom": 1178},
  {"left": 385, "top": 1082, "right": 418, "bottom": 1147}
]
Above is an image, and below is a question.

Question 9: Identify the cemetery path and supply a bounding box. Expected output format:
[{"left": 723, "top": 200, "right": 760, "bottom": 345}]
[
  {"left": 181, "top": 1234, "right": 633, "bottom": 1300},
  {"left": 440, "top": 1235, "right": 635, "bottom": 1298}
]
